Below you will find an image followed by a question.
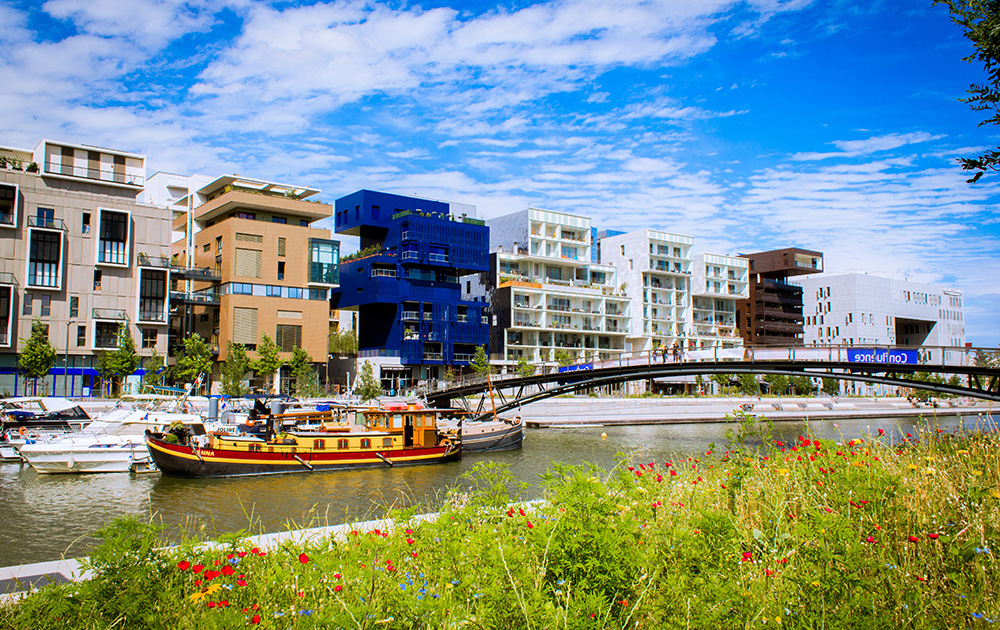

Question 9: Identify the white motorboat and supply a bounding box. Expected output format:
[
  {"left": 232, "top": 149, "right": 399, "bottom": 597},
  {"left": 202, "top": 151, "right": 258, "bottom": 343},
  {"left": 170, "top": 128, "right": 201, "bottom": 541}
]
[{"left": 18, "top": 396, "right": 207, "bottom": 474}]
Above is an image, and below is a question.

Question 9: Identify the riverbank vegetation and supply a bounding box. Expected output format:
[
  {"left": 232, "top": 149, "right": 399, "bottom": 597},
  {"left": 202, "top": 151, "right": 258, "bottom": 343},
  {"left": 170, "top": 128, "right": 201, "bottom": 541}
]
[{"left": 2, "top": 416, "right": 998, "bottom": 629}]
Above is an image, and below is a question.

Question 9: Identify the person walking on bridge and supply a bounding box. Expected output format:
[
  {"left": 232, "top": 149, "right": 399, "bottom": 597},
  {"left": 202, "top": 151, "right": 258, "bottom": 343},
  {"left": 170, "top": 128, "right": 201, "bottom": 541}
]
[{"left": 671, "top": 342, "right": 681, "bottom": 363}]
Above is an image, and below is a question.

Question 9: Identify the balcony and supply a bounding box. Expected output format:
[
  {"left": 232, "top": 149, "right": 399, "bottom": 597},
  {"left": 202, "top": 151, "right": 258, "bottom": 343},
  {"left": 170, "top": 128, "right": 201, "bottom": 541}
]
[
  {"left": 27, "top": 216, "right": 67, "bottom": 231},
  {"left": 401, "top": 310, "right": 419, "bottom": 321},
  {"left": 44, "top": 160, "right": 144, "bottom": 188},
  {"left": 137, "top": 253, "right": 171, "bottom": 269},
  {"left": 453, "top": 352, "right": 474, "bottom": 362},
  {"left": 193, "top": 188, "right": 331, "bottom": 223},
  {"left": 428, "top": 253, "right": 449, "bottom": 264},
  {"left": 0, "top": 272, "right": 15, "bottom": 286},
  {"left": 309, "top": 262, "right": 339, "bottom": 286},
  {"left": 93, "top": 308, "right": 129, "bottom": 321},
  {"left": 139, "top": 308, "right": 167, "bottom": 323},
  {"left": 423, "top": 352, "right": 444, "bottom": 361},
  {"left": 170, "top": 265, "right": 221, "bottom": 281},
  {"left": 169, "top": 288, "right": 221, "bottom": 305}
]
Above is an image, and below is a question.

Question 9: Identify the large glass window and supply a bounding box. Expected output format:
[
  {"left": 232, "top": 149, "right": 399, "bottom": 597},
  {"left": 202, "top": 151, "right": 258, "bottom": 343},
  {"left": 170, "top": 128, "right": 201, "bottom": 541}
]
[
  {"left": 309, "top": 239, "right": 339, "bottom": 285},
  {"left": 28, "top": 230, "right": 62, "bottom": 288},
  {"left": 139, "top": 269, "right": 167, "bottom": 321},
  {"left": 0, "top": 184, "right": 15, "bottom": 227},
  {"left": 98, "top": 209, "right": 129, "bottom": 265}
]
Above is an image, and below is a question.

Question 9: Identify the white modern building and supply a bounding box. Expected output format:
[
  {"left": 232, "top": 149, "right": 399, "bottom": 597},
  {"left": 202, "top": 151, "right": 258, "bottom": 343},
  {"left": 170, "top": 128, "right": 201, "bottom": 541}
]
[
  {"left": 690, "top": 253, "right": 749, "bottom": 349},
  {"left": 484, "top": 208, "right": 629, "bottom": 365},
  {"left": 800, "top": 272, "right": 965, "bottom": 349},
  {"left": 599, "top": 229, "right": 693, "bottom": 354}
]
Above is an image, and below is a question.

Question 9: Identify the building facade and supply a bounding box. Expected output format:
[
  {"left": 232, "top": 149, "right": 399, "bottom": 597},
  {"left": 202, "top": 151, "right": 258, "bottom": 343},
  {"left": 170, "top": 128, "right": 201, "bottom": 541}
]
[
  {"left": 690, "top": 253, "right": 749, "bottom": 350},
  {"left": 737, "top": 248, "right": 824, "bottom": 347},
  {"left": 800, "top": 272, "right": 966, "bottom": 350},
  {"left": 331, "top": 190, "right": 489, "bottom": 390},
  {"left": 598, "top": 229, "right": 691, "bottom": 354},
  {"left": 486, "top": 209, "right": 629, "bottom": 366},
  {"left": 1, "top": 140, "right": 169, "bottom": 396},
  {"left": 146, "top": 173, "right": 338, "bottom": 393}
]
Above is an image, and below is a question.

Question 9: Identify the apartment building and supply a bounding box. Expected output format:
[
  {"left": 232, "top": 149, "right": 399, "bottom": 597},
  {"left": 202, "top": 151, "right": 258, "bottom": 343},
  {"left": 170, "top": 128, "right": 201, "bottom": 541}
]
[
  {"left": 737, "top": 248, "right": 823, "bottom": 347},
  {"left": 598, "top": 229, "right": 692, "bottom": 354},
  {"left": 0, "top": 140, "right": 169, "bottom": 396},
  {"left": 147, "top": 173, "right": 338, "bottom": 393},
  {"left": 800, "top": 272, "right": 965, "bottom": 351},
  {"left": 330, "top": 190, "right": 489, "bottom": 390},
  {"left": 690, "top": 253, "right": 749, "bottom": 349},
  {"left": 486, "top": 209, "right": 629, "bottom": 366}
]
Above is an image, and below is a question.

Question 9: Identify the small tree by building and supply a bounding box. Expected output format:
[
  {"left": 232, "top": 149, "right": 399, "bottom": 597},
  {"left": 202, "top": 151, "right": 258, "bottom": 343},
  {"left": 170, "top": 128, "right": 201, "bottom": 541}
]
[
  {"left": 175, "top": 333, "right": 213, "bottom": 393},
  {"left": 100, "top": 323, "right": 140, "bottom": 396},
  {"left": 19, "top": 319, "right": 56, "bottom": 395},
  {"left": 515, "top": 356, "right": 536, "bottom": 377},
  {"left": 790, "top": 375, "right": 814, "bottom": 396},
  {"left": 252, "top": 333, "right": 283, "bottom": 394},
  {"left": 822, "top": 377, "right": 840, "bottom": 396},
  {"left": 710, "top": 373, "right": 733, "bottom": 395},
  {"left": 328, "top": 328, "right": 358, "bottom": 357},
  {"left": 763, "top": 373, "right": 789, "bottom": 396},
  {"left": 738, "top": 373, "right": 760, "bottom": 396},
  {"left": 471, "top": 345, "right": 493, "bottom": 377},
  {"left": 356, "top": 360, "right": 383, "bottom": 403},
  {"left": 289, "top": 347, "right": 321, "bottom": 398},
  {"left": 142, "top": 349, "right": 165, "bottom": 388},
  {"left": 553, "top": 349, "right": 574, "bottom": 367},
  {"left": 220, "top": 342, "right": 252, "bottom": 397}
]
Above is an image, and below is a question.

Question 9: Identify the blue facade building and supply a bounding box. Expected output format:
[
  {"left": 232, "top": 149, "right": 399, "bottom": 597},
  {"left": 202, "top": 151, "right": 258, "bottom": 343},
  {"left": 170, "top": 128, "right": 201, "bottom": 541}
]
[{"left": 331, "top": 190, "right": 489, "bottom": 388}]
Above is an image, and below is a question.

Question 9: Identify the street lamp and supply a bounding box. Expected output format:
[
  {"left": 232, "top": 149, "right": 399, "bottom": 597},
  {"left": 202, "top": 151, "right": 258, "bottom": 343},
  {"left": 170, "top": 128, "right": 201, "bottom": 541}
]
[{"left": 64, "top": 320, "right": 74, "bottom": 398}]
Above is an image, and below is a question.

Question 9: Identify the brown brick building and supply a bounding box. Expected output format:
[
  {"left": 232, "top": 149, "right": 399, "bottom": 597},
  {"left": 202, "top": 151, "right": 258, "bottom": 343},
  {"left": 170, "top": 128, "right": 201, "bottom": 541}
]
[{"left": 736, "top": 248, "right": 823, "bottom": 347}]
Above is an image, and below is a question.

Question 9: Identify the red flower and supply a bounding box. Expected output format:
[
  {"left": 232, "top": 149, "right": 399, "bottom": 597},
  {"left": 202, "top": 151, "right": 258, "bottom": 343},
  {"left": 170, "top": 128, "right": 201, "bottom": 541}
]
[
  {"left": 226, "top": 553, "right": 234, "bottom": 560},
  {"left": 878, "top": 428, "right": 885, "bottom": 436},
  {"left": 656, "top": 475, "right": 663, "bottom": 482},
  {"left": 411, "top": 551, "right": 418, "bottom": 557},
  {"left": 237, "top": 551, "right": 247, "bottom": 558},
  {"left": 236, "top": 579, "right": 248, "bottom": 587},
  {"left": 928, "top": 533, "right": 940, "bottom": 540},
  {"left": 406, "top": 538, "right": 415, "bottom": 544},
  {"left": 207, "top": 601, "right": 216, "bottom": 609},
  {"left": 519, "top": 508, "right": 526, "bottom": 516},
  {"left": 777, "top": 558, "right": 787, "bottom": 564},
  {"left": 299, "top": 553, "right": 309, "bottom": 564},
  {"left": 741, "top": 551, "right": 752, "bottom": 562},
  {"left": 204, "top": 570, "right": 219, "bottom": 581},
  {"left": 213, "top": 559, "right": 221, "bottom": 566},
  {"left": 251, "top": 547, "right": 260, "bottom": 555},
  {"left": 221, "top": 565, "right": 235, "bottom": 576},
  {"left": 220, "top": 600, "right": 229, "bottom": 607},
  {"left": 177, "top": 561, "right": 191, "bottom": 571},
  {"left": 669, "top": 470, "right": 677, "bottom": 477},
  {"left": 192, "top": 564, "right": 204, "bottom": 574},
  {"left": 333, "top": 572, "right": 342, "bottom": 579},
  {"left": 908, "top": 536, "right": 919, "bottom": 543},
  {"left": 619, "top": 599, "right": 628, "bottom": 607},
  {"left": 765, "top": 569, "right": 774, "bottom": 576},
  {"left": 334, "top": 584, "right": 343, "bottom": 592},
  {"left": 865, "top": 536, "right": 876, "bottom": 544},
  {"left": 251, "top": 614, "right": 261, "bottom": 624},
  {"left": 527, "top": 521, "right": 534, "bottom": 529},
  {"left": 194, "top": 579, "right": 202, "bottom": 587}
]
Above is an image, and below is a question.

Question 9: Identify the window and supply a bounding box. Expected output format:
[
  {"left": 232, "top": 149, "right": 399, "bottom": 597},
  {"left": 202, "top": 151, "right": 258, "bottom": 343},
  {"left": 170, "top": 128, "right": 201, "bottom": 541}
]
[
  {"left": 203, "top": 244, "right": 210, "bottom": 252},
  {"left": 360, "top": 438, "right": 371, "bottom": 449},
  {"left": 139, "top": 269, "right": 167, "bottom": 321},
  {"left": 215, "top": 236, "right": 222, "bottom": 253},
  {"left": 287, "top": 287, "right": 302, "bottom": 299},
  {"left": 337, "top": 439, "right": 348, "bottom": 450},
  {"left": 620, "top": 245, "right": 625, "bottom": 256},
  {"left": 22, "top": 292, "right": 32, "bottom": 315},
  {"left": 232, "top": 307, "right": 258, "bottom": 345},
  {"left": 141, "top": 328, "right": 158, "bottom": 349},
  {"left": 277, "top": 237, "right": 286, "bottom": 256},
  {"left": 28, "top": 229, "right": 62, "bottom": 288},
  {"left": 313, "top": 439, "right": 325, "bottom": 450},
  {"left": 82, "top": 212, "right": 90, "bottom": 233},
  {"left": 94, "top": 270, "right": 102, "bottom": 290},
  {"left": 266, "top": 285, "right": 281, "bottom": 297},
  {"left": 40, "top": 294, "right": 50, "bottom": 317},
  {"left": 69, "top": 296, "right": 79, "bottom": 318},
  {"left": 236, "top": 211, "right": 256, "bottom": 220},
  {"left": 308, "top": 289, "right": 327, "bottom": 300},
  {"left": 276, "top": 324, "right": 302, "bottom": 352},
  {"left": 235, "top": 248, "right": 262, "bottom": 278},
  {"left": 300, "top": 220, "right": 309, "bottom": 227},
  {"left": 94, "top": 322, "right": 119, "bottom": 348},
  {"left": 97, "top": 209, "right": 129, "bottom": 265},
  {"left": 232, "top": 283, "right": 253, "bottom": 295},
  {"left": 77, "top": 325, "right": 86, "bottom": 347},
  {"left": 271, "top": 216, "right": 286, "bottom": 224},
  {"left": 277, "top": 261, "right": 285, "bottom": 280},
  {"left": 309, "top": 239, "right": 338, "bottom": 284},
  {"left": 0, "top": 183, "right": 15, "bottom": 227}
]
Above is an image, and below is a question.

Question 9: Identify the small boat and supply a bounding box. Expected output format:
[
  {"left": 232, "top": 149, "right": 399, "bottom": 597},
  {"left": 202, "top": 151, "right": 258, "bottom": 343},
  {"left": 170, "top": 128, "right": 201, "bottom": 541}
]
[
  {"left": 438, "top": 412, "right": 524, "bottom": 452},
  {"left": 145, "top": 402, "right": 461, "bottom": 478}
]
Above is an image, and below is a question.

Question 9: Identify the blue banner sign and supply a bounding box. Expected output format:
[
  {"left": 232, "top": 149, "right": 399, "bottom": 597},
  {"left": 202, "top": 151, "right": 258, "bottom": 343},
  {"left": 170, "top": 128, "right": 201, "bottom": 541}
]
[
  {"left": 557, "top": 362, "right": 594, "bottom": 373},
  {"left": 847, "top": 348, "right": 918, "bottom": 365}
]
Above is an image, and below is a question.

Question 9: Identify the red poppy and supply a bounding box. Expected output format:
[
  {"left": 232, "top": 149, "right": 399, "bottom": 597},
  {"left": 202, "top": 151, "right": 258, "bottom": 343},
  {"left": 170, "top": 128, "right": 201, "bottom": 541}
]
[
  {"left": 519, "top": 508, "right": 526, "bottom": 516},
  {"left": 411, "top": 551, "right": 418, "bottom": 558},
  {"left": 177, "top": 561, "right": 191, "bottom": 571},
  {"left": 619, "top": 599, "right": 628, "bottom": 607},
  {"left": 878, "top": 428, "right": 885, "bottom": 436},
  {"left": 204, "top": 570, "right": 219, "bottom": 581},
  {"left": 333, "top": 572, "right": 342, "bottom": 579},
  {"left": 299, "top": 553, "right": 309, "bottom": 564},
  {"left": 669, "top": 470, "right": 677, "bottom": 477},
  {"left": 251, "top": 614, "right": 261, "bottom": 624},
  {"left": 194, "top": 579, "right": 202, "bottom": 587},
  {"left": 865, "top": 536, "right": 876, "bottom": 544},
  {"left": 334, "top": 584, "right": 343, "bottom": 592},
  {"left": 226, "top": 553, "right": 234, "bottom": 560},
  {"left": 236, "top": 579, "right": 248, "bottom": 587},
  {"left": 929, "top": 533, "right": 940, "bottom": 540},
  {"left": 908, "top": 536, "right": 919, "bottom": 543},
  {"left": 221, "top": 565, "right": 235, "bottom": 576},
  {"left": 527, "top": 521, "right": 534, "bottom": 529},
  {"left": 251, "top": 547, "right": 260, "bottom": 555},
  {"left": 207, "top": 601, "right": 216, "bottom": 609},
  {"left": 237, "top": 551, "right": 247, "bottom": 558},
  {"left": 406, "top": 538, "right": 415, "bottom": 544},
  {"left": 777, "top": 558, "right": 787, "bottom": 564},
  {"left": 220, "top": 600, "right": 229, "bottom": 607},
  {"left": 192, "top": 564, "right": 204, "bottom": 574}
]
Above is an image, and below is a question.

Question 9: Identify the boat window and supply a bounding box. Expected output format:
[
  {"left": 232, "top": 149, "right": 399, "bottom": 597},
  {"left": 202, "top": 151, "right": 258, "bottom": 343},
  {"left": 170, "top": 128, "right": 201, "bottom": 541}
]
[
  {"left": 190, "top": 425, "right": 207, "bottom": 435},
  {"left": 361, "top": 438, "right": 371, "bottom": 449},
  {"left": 249, "top": 444, "right": 261, "bottom": 453},
  {"left": 392, "top": 414, "right": 402, "bottom": 429},
  {"left": 382, "top": 437, "right": 393, "bottom": 448},
  {"left": 337, "top": 439, "right": 348, "bottom": 450},
  {"left": 313, "top": 439, "right": 325, "bottom": 450}
]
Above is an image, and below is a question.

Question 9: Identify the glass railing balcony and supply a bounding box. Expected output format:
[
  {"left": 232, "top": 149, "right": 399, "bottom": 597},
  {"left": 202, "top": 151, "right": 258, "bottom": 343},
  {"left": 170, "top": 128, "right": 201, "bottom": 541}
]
[
  {"left": 401, "top": 251, "right": 419, "bottom": 260},
  {"left": 0, "top": 272, "right": 16, "bottom": 285},
  {"left": 309, "top": 262, "right": 339, "bottom": 285},
  {"left": 137, "top": 253, "right": 171, "bottom": 268},
  {"left": 423, "top": 352, "right": 444, "bottom": 361},
  {"left": 27, "top": 216, "right": 67, "bottom": 230},
  {"left": 453, "top": 353, "right": 474, "bottom": 362},
  {"left": 428, "top": 253, "right": 449, "bottom": 263},
  {"left": 139, "top": 310, "right": 166, "bottom": 322},
  {"left": 93, "top": 308, "right": 129, "bottom": 321},
  {"left": 98, "top": 241, "right": 128, "bottom": 265},
  {"left": 401, "top": 310, "right": 419, "bottom": 321},
  {"left": 27, "top": 263, "right": 59, "bottom": 288},
  {"left": 44, "top": 161, "right": 144, "bottom": 187}
]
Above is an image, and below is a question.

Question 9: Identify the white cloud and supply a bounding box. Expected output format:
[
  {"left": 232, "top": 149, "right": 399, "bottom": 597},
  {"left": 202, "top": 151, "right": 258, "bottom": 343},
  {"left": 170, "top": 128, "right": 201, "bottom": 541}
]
[{"left": 792, "top": 132, "right": 945, "bottom": 161}]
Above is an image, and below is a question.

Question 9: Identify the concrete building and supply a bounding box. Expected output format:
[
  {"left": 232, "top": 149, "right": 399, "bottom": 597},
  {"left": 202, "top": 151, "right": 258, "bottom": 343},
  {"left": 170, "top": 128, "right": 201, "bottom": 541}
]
[
  {"left": 331, "top": 190, "right": 489, "bottom": 391},
  {"left": 800, "top": 272, "right": 966, "bottom": 351},
  {"left": 737, "top": 248, "right": 823, "bottom": 347},
  {"left": 599, "top": 229, "right": 692, "bottom": 354},
  {"left": 690, "top": 253, "right": 749, "bottom": 350},
  {"left": 146, "top": 173, "right": 338, "bottom": 394},
  {"left": 0, "top": 139, "right": 169, "bottom": 396},
  {"left": 486, "top": 208, "right": 629, "bottom": 366}
]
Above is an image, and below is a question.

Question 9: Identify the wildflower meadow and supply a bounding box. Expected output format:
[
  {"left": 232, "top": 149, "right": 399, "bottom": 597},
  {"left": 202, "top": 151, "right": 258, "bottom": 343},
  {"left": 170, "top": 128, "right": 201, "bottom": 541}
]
[{"left": 2, "top": 415, "right": 998, "bottom": 629}]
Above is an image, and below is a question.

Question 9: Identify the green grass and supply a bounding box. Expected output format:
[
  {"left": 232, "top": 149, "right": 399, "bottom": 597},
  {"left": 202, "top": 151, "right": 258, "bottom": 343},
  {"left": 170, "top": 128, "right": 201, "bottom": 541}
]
[{"left": 2, "top": 418, "right": 998, "bottom": 629}]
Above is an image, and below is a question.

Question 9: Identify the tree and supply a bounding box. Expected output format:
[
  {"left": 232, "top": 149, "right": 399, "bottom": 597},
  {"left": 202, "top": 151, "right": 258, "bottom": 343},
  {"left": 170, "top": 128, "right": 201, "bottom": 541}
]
[
  {"left": 471, "top": 345, "right": 493, "bottom": 377},
  {"left": 710, "top": 373, "right": 733, "bottom": 395},
  {"left": 19, "top": 319, "right": 56, "bottom": 395},
  {"left": 515, "top": 356, "right": 536, "bottom": 377},
  {"left": 252, "top": 333, "right": 283, "bottom": 394},
  {"left": 220, "top": 342, "right": 252, "bottom": 397},
  {"left": 142, "top": 349, "right": 165, "bottom": 388},
  {"left": 329, "top": 328, "right": 358, "bottom": 357},
  {"left": 822, "top": 377, "right": 840, "bottom": 396},
  {"left": 554, "top": 348, "right": 574, "bottom": 367},
  {"left": 763, "top": 373, "right": 789, "bottom": 396},
  {"left": 175, "top": 333, "right": 213, "bottom": 392},
  {"left": 98, "top": 323, "right": 139, "bottom": 396},
  {"left": 738, "top": 373, "right": 760, "bottom": 396},
  {"left": 289, "top": 347, "right": 321, "bottom": 398},
  {"left": 938, "top": 0, "right": 1000, "bottom": 182},
  {"left": 356, "top": 360, "right": 383, "bottom": 403},
  {"left": 790, "top": 375, "right": 814, "bottom": 396}
]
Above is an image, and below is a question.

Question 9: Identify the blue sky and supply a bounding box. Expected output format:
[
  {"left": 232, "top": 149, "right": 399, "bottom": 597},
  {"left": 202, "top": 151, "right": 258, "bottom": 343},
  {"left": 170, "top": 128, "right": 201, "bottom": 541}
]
[{"left": 2, "top": 0, "right": 998, "bottom": 346}]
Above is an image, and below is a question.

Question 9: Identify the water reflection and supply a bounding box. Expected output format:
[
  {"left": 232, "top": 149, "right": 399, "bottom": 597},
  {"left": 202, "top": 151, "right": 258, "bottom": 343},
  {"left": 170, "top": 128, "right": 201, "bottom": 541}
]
[{"left": 0, "top": 413, "right": 993, "bottom": 567}]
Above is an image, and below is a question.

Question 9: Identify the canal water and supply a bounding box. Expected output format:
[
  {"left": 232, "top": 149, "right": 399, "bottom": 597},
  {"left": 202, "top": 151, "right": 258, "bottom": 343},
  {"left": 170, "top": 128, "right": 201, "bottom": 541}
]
[{"left": 0, "top": 413, "right": 991, "bottom": 567}]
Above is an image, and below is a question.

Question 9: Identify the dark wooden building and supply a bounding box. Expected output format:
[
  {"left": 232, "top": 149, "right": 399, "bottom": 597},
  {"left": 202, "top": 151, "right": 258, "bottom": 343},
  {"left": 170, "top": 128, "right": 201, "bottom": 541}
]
[{"left": 737, "top": 248, "right": 823, "bottom": 347}]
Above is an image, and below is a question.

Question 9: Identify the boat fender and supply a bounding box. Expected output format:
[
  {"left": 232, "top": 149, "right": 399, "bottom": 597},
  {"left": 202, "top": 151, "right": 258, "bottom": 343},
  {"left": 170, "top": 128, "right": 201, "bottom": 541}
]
[
  {"left": 511, "top": 417, "right": 522, "bottom": 426},
  {"left": 18, "top": 426, "right": 27, "bottom": 437},
  {"left": 246, "top": 418, "right": 256, "bottom": 427}
]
